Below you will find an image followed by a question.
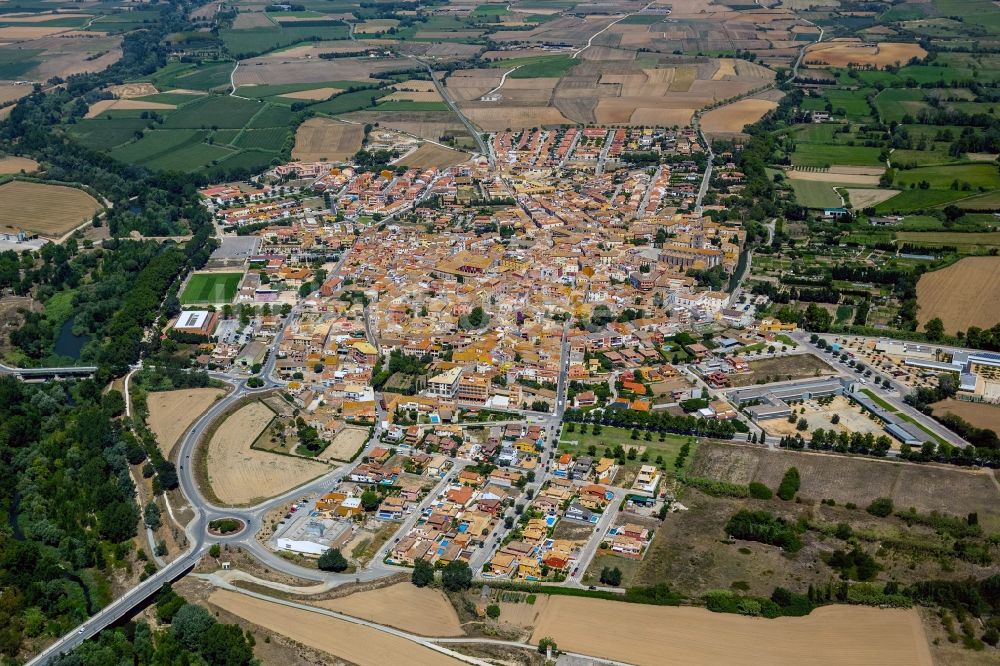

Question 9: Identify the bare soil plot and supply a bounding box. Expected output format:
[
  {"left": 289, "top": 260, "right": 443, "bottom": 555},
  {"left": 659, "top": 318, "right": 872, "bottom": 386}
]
[
  {"left": 846, "top": 188, "right": 899, "bottom": 208},
  {"left": 208, "top": 590, "right": 463, "bottom": 666},
  {"left": 761, "top": 395, "right": 884, "bottom": 440},
  {"left": 0, "top": 156, "right": 38, "bottom": 174},
  {"left": 314, "top": 583, "right": 463, "bottom": 636},
  {"left": 318, "top": 427, "right": 368, "bottom": 462},
  {"left": 278, "top": 86, "right": 341, "bottom": 100},
  {"left": 916, "top": 256, "right": 1000, "bottom": 333},
  {"left": 0, "top": 180, "right": 101, "bottom": 238},
  {"left": 235, "top": 55, "right": 407, "bottom": 86},
  {"left": 397, "top": 142, "right": 470, "bottom": 168},
  {"left": 701, "top": 98, "right": 777, "bottom": 134},
  {"left": 391, "top": 79, "right": 437, "bottom": 93},
  {"left": 107, "top": 82, "right": 158, "bottom": 98},
  {"left": 292, "top": 117, "right": 365, "bottom": 162},
  {"left": 788, "top": 169, "right": 881, "bottom": 185},
  {"left": 727, "top": 353, "right": 836, "bottom": 387},
  {"left": 930, "top": 398, "right": 1000, "bottom": 433},
  {"left": 532, "top": 597, "right": 931, "bottom": 666},
  {"left": 0, "top": 12, "right": 91, "bottom": 23},
  {"left": 205, "top": 400, "right": 328, "bottom": 505},
  {"left": 85, "top": 99, "right": 176, "bottom": 118},
  {"left": 146, "top": 388, "right": 225, "bottom": 458},
  {"left": 804, "top": 40, "right": 927, "bottom": 69}
]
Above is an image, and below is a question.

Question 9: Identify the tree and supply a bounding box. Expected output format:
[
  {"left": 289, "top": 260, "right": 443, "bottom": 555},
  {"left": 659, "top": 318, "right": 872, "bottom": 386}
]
[
  {"left": 748, "top": 482, "right": 772, "bottom": 500},
  {"left": 486, "top": 604, "right": 501, "bottom": 619},
  {"left": 600, "top": 566, "right": 623, "bottom": 586},
  {"left": 777, "top": 466, "right": 800, "bottom": 501},
  {"left": 143, "top": 500, "right": 161, "bottom": 531},
  {"left": 537, "top": 637, "right": 558, "bottom": 655},
  {"left": 318, "top": 548, "right": 348, "bottom": 572},
  {"left": 924, "top": 317, "right": 945, "bottom": 341},
  {"left": 830, "top": 413, "right": 840, "bottom": 424},
  {"left": 171, "top": 603, "right": 217, "bottom": 649},
  {"left": 199, "top": 623, "right": 254, "bottom": 666},
  {"left": 209, "top": 544, "right": 221, "bottom": 558},
  {"left": 412, "top": 558, "right": 435, "bottom": 587},
  {"left": 102, "top": 389, "right": 126, "bottom": 416},
  {"left": 796, "top": 417, "right": 808, "bottom": 431},
  {"left": 360, "top": 489, "right": 381, "bottom": 511},
  {"left": 442, "top": 560, "right": 473, "bottom": 591}
]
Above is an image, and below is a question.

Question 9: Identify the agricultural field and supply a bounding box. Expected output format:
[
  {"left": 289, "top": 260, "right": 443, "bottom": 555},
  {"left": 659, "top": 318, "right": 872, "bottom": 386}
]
[
  {"left": 180, "top": 272, "right": 243, "bottom": 305},
  {"left": 0, "top": 181, "right": 102, "bottom": 238},
  {"left": 396, "top": 142, "right": 471, "bottom": 168},
  {"left": 531, "top": 597, "right": 932, "bottom": 666},
  {"left": 0, "top": 156, "right": 38, "bottom": 174},
  {"left": 146, "top": 388, "right": 226, "bottom": 458},
  {"left": 915, "top": 256, "right": 1000, "bottom": 332},
  {"left": 313, "top": 583, "right": 463, "bottom": 636},
  {"left": 803, "top": 41, "right": 927, "bottom": 69},
  {"left": 203, "top": 400, "right": 329, "bottom": 506},
  {"left": 208, "top": 590, "right": 461, "bottom": 666},
  {"left": 701, "top": 98, "right": 778, "bottom": 136},
  {"left": 291, "top": 117, "right": 365, "bottom": 162},
  {"left": 929, "top": 399, "right": 1000, "bottom": 432}
]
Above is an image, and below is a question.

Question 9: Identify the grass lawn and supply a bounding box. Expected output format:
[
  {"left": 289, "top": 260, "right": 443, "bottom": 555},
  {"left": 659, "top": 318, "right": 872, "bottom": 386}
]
[
  {"left": 788, "top": 179, "right": 847, "bottom": 208},
  {"left": 180, "top": 272, "right": 243, "bottom": 304},
  {"left": 559, "top": 424, "right": 695, "bottom": 469},
  {"left": 861, "top": 388, "right": 897, "bottom": 412}
]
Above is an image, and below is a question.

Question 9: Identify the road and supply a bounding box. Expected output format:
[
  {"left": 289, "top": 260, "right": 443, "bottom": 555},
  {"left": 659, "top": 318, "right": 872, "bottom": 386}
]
[{"left": 409, "top": 55, "right": 491, "bottom": 165}]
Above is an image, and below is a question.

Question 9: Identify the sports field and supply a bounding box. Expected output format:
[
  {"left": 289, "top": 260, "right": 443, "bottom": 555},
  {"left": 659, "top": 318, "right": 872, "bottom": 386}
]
[{"left": 180, "top": 272, "right": 242, "bottom": 304}]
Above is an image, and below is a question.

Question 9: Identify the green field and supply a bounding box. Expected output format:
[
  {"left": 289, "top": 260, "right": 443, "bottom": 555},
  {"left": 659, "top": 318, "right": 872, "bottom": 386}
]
[
  {"left": 790, "top": 144, "right": 883, "bottom": 167},
  {"left": 149, "top": 61, "right": 234, "bottom": 91},
  {"left": 874, "top": 188, "right": 971, "bottom": 212},
  {"left": 180, "top": 273, "right": 243, "bottom": 305},
  {"left": 875, "top": 89, "right": 928, "bottom": 123},
  {"left": 487, "top": 55, "right": 579, "bottom": 78},
  {"left": 162, "top": 96, "right": 265, "bottom": 130},
  {"left": 893, "top": 163, "right": 1000, "bottom": 190},
  {"left": 788, "top": 179, "right": 848, "bottom": 208},
  {"left": 310, "top": 88, "right": 390, "bottom": 115},
  {"left": 220, "top": 24, "right": 348, "bottom": 57}
]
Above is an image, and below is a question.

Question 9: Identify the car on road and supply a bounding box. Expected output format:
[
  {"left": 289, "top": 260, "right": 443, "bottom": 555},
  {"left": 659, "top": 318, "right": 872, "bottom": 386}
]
[
  {"left": 572, "top": 567, "right": 579, "bottom": 576},
  {"left": 588, "top": 585, "right": 597, "bottom": 590}
]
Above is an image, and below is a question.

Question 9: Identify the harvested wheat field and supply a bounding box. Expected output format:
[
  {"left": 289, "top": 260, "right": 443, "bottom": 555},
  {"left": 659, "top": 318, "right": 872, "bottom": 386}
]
[
  {"left": 398, "top": 142, "right": 470, "bottom": 168},
  {"left": 531, "top": 597, "right": 932, "bottom": 666},
  {"left": 292, "top": 117, "right": 365, "bottom": 162},
  {"left": 701, "top": 98, "right": 778, "bottom": 134},
  {"left": 209, "top": 590, "right": 463, "bottom": 666},
  {"left": 0, "top": 84, "right": 32, "bottom": 105},
  {"left": 788, "top": 170, "right": 881, "bottom": 185},
  {"left": 0, "top": 156, "right": 38, "bottom": 174},
  {"left": 384, "top": 90, "right": 442, "bottom": 102},
  {"left": 147, "top": 388, "right": 225, "bottom": 458},
  {"left": 628, "top": 106, "right": 695, "bottom": 126},
  {"left": 107, "top": 83, "right": 158, "bottom": 99},
  {"left": 0, "top": 26, "right": 72, "bottom": 39},
  {"left": 315, "top": 583, "right": 463, "bottom": 636},
  {"left": 916, "top": 257, "right": 1000, "bottom": 333},
  {"left": 846, "top": 188, "right": 899, "bottom": 208},
  {"left": 86, "top": 99, "right": 176, "bottom": 118},
  {"left": 279, "top": 87, "right": 341, "bottom": 100},
  {"left": 930, "top": 398, "right": 1000, "bottom": 432},
  {"left": 463, "top": 106, "right": 572, "bottom": 131},
  {"left": 205, "top": 400, "right": 328, "bottom": 505},
  {"left": 804, "top": 40, "right": 927, "bottom": 69},
  {"left": 0, "top": 181, "right": 101, "bottom": 238}
]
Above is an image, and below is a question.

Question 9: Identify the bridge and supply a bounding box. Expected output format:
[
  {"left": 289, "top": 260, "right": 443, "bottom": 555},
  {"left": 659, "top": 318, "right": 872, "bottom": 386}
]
[{"left": 0, "top": 363, "right": 98, "bottom": 381}]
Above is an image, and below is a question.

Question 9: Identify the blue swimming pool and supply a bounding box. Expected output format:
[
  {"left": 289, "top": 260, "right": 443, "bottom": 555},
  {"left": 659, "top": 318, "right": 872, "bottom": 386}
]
[{"left": 429, "top": 414, "right": 441, "bottom": 424}]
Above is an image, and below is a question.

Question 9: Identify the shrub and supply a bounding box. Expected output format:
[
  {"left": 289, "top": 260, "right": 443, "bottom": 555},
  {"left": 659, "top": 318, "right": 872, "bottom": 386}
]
[
  {"left": 866, "top": 497, "right": 893, "bottom": 518},
  {"left": 486, "top": 604, "right": 500, "bottom": 619},
  {"left": 748, "top": 481, "right": 773, "bottom": 500},
  {"left": 776, "top": 467, "right": 800, "bottom": 501},
  {"left": 725, "top": 509, "right": 802, "bottom": 553}
]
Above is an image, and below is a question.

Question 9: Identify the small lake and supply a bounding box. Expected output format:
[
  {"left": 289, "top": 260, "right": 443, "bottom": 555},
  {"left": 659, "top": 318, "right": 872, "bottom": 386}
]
[{"left": 54, "top": 318, "right": 90, "bottom": 360}]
